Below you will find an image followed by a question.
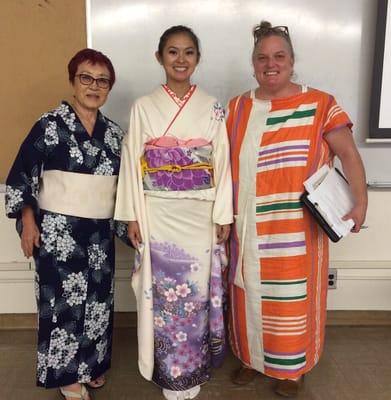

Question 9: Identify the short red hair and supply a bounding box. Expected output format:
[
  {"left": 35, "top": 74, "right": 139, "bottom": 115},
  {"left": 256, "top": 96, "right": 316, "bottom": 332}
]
[{"left": 68, "top": 48, "right": 116, "bottom": 89}]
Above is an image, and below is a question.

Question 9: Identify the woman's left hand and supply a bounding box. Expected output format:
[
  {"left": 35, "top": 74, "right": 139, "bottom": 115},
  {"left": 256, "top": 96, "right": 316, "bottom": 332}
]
[
  {"left": 216, "top": 224, "right": 230, "bottom": 244},
  {"left": 342, "top": 203, "right": 367, "bottom": 233}
]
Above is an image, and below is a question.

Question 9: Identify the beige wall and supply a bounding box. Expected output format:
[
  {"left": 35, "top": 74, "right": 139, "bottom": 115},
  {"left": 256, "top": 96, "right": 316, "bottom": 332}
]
[{"left": 0, "top": 0, "right": 87, "bottom": 182}]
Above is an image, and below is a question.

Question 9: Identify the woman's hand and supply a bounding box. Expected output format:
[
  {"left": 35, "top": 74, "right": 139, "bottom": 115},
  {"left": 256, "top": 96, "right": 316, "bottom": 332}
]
[
  {"left": 343, "top": 203, "right": 367, "bottom": 233},
  {"left": 128, "top": 221, "right": 142, "bottom": 249},
  {"left": 216, "top": 224, "right": 230, "bottom": 244},
  {"left": 21, "top": 207, "right": 40, "bottom": 258}
]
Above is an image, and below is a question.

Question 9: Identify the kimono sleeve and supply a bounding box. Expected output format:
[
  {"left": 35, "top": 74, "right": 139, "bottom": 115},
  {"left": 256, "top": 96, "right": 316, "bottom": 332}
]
[
  {"left": 323, "top": 95, "right": 353, "bottom": 136},
  {"left": 211, "top": 102, "right": 233, "bottom": 225},
  {"left": 114, "top": 102, "right": 144, "bottom": 222},
  {"left": 5, "top": 120, "right": 47, "bottom": 219}
]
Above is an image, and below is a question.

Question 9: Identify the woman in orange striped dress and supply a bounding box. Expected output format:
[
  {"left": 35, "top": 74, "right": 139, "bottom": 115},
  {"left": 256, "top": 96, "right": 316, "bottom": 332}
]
[{"left": 227, "top": 21, "right": 367, "bottom": 397}]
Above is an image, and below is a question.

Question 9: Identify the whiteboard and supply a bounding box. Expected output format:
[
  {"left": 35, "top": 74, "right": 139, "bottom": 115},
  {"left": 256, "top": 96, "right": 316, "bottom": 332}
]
[
  {"left": 370, "top": 0, "right": 391, "bottom": 143},
  {"left": 378, "top": 0, "right": 391, "bottom": 129},
  {"left": 87, "top": 0, "right": 391, "bottom": 183}
]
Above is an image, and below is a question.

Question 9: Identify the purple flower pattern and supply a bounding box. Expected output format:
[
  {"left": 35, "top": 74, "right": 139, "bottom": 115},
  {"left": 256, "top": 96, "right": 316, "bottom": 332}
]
[
  {"left": 150, "top": 240, "right": 225, "bottom": 390},
  {"left": 143, "top": 145, "right": 213, "bottom": 191},
  {"left": 212, "top": 102, "right": 225, "bottom": 122}
]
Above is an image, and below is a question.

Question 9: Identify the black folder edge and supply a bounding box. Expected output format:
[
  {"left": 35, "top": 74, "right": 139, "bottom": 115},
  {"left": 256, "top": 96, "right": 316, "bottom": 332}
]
[
  {"left": 300, "top": 192, "right": 341, "bottom": 242},
  {"left": 300, "top": 168, "right": 348, "bottom": 243}
]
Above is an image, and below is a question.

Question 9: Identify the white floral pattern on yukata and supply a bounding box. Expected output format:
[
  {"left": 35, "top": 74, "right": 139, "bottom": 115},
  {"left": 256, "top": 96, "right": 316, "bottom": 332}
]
[
  {"left": 84, "top": 301, "right": 111, "bottom": 340},
  {"left": 62, "top": 272, "right": 88, "bottom": 306},
  {"left": 4, "top": 187, "right": 23, "bottom": 214},
  {"left": 96, "top": 338, "right": 108, "bottom": 364},
  {"left": 42, "top": 103, "right": 77, "bottom": 131},
  {"left": 41, "top": 214, "right": 77, "bottom": 262},
  {"left": 37, "top": 352, "right": 48, "bottom": 384},
  {"left": 78, "top": 362, "right": 92, "bottom": 382},
  {"left": 47, "top": 328, "right": 79, "bottom": 369},
  {"left": 44, "top": 121, "right": 60, "bottom": 146},
  {"left": 88, "top": 244, "right": 108, "bottom": 270}
]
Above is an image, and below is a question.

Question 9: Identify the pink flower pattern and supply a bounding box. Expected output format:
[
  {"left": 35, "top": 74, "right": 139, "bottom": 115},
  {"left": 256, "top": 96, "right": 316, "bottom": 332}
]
[{"left": 150, "top": 241, "right": 226, "bottom": 390}]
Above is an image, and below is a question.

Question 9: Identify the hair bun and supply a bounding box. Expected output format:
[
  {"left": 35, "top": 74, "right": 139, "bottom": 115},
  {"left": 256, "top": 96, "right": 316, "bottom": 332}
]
[
  {"left": 259, "top": 21, "right": 272, "bottom": 30},
  {"left": 253, "top": 20, "right": 272, "bottom": 39}
]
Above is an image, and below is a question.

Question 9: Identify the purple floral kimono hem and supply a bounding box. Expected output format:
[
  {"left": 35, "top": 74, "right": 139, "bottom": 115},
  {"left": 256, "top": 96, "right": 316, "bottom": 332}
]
[
  {"left": 209, "top": 245, "right": 227, "bottom": 368},
  {"left": 149, "top": 240, "right": 227, "bottom": 390}
]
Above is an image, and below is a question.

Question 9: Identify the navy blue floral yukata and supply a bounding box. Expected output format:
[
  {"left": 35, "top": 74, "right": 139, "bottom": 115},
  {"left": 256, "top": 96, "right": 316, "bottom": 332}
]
[{"left": 5, "top": 102, "right": 127, "bottom": 388}]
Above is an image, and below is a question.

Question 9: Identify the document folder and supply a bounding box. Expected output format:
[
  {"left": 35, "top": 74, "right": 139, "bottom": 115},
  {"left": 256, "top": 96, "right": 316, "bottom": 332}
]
[{"left": 300, "top": 165, "right": 355, "bottom": 242}]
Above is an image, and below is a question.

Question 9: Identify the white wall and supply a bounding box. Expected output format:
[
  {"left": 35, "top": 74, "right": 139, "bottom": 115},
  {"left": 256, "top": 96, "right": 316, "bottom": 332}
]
[
  {"left": 327, "top": 190, "right": 391, "bottom": 310},
  {"left": 1, "top": 190, "right": 390, "bottom": 313}
]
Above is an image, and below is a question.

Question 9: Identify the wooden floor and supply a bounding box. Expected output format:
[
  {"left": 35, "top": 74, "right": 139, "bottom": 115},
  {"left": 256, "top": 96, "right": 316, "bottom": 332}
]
[{"left": 0, "top": 326, "right": 390, "bottom": 399}]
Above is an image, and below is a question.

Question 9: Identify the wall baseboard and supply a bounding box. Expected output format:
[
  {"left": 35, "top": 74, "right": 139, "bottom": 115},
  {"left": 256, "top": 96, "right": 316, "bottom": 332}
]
[
  {"left": 0, "top": 312, "right": 138, "bottom": 330},
  {"left": 1, "top": 310, "right": 390, "bottom": 330}
]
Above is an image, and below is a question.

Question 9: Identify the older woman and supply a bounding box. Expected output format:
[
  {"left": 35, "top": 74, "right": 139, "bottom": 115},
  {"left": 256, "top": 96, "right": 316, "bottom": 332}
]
[
  {"left": 5, "top": 48, "right": 126, "bottom": 400},
  {"left": 115, "top": 26, "right": 232, "bottom": 400},
  {"left": 227, "top": 21, "right": 367, "bottom": 397}
]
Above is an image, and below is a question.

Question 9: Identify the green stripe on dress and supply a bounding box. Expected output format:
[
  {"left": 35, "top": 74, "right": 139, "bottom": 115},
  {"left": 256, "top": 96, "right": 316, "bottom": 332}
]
[
  {"left": 262, "top": 295, "right": 307, "bottom": 301},
  {"left": 262, "top": 279, "right": 307, "bottom": 285},
  {"left": 264, "top": 356, "right": 306, "bottom": 366},
  {"left": 266, "top": 109, "right": 316, "bottom": 125},
  {"left": 256, "top": 202, "right": 302, "bottom": 213}
]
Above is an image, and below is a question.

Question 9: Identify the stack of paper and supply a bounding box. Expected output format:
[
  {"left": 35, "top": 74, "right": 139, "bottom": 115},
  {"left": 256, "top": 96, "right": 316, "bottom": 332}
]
[{"left": 304, "top": 165, "right": 355, "bottom": 239}]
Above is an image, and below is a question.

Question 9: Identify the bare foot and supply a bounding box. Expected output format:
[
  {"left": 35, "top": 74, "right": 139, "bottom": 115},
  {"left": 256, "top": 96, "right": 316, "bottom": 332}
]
[{"left": 87, "top": 374, "right": 106, "bottom": 388}]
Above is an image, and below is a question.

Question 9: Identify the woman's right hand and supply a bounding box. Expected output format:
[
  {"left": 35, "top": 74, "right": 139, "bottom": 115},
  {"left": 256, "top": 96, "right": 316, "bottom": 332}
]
[
  {"left": 21, "top": 207, "right": 40, "bottom": 258},
  {"left": 128, "top": 221, "right": 142, "bottom": 249}
]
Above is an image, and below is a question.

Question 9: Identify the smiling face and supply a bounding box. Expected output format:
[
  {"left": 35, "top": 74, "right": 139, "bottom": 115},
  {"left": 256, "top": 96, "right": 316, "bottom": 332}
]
[
  {"left": 156, "top": 32, "right": 199, "bottom": 87},
  {"left": 71, "top": 60, "right": 111, "bottom": 112},
  {"left": 253, "top": 35, "right": 294, "bottom": 96}
]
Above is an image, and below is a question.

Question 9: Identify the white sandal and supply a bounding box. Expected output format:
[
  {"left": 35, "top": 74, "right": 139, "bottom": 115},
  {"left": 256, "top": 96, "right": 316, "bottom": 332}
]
[
  {"left": 162, "top": 388, "right": 186, "bottom": 400},
  {"left": 185, "top": 385, "right": 201, "bottom": 399},
  {"left": 60, "top": 383, "right": 90, "bottom": 400},
  {"left": 162, "top": 385, "right": 201, "bottom": 400}
]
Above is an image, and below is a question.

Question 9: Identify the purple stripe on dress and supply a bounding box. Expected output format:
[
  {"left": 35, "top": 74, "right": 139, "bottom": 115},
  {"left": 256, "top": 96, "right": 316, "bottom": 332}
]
[
  {"left": 228, "top": 224, "right": 239, "bottom": 284},
  {"left": 257, "top": 156, "right": 307, "bottom": 168},
  {"left": 259, "top": 145, "right": 309, "bottom": 156},
  {"left": 233, "top": 182, "right": 238, "bottom": 214},
  {"left": 258, "top": 240, "right": 305, "bottom": 250},
  {"left": 231, "top": 97, "right": 245, "bottom": 161}
]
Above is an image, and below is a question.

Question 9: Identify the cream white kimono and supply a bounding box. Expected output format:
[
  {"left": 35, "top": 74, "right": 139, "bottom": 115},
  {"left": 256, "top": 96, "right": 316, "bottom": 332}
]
[{"left": 115, "top": 85, "right": 233, "bottom": 390}]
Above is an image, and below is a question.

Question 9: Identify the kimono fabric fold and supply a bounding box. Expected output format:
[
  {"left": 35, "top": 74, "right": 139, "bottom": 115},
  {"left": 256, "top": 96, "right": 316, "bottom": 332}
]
[
  {"left": 226, "top": 88, "right": 353, "bottom": 380},
  {"left": 115, "top": 85, "right": 233, "bottom": 390},
  {"left": 5, "top": 102, "right": 128, "bottom": 388}
]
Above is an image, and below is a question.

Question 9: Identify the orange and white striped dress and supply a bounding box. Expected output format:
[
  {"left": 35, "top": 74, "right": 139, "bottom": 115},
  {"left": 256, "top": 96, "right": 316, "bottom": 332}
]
[{"left": 226, "top": 87, "right": 352, "bottom": 380}]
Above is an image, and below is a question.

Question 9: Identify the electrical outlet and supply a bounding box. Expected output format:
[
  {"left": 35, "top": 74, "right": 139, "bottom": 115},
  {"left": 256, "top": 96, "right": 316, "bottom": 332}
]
[{"left": 328, "top": 268, "right": 337, "bottom": 289}]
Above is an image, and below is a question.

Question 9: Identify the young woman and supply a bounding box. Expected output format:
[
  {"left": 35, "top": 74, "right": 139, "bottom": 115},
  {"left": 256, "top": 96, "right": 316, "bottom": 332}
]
[{"left": 115, "top": 26, "right": 233, "bottom": 400}]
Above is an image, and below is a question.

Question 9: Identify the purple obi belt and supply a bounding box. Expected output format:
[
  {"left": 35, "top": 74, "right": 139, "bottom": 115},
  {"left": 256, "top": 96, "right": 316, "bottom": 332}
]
[{"left": 141, "top": 136, "right": 214, "bottom": 191}]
